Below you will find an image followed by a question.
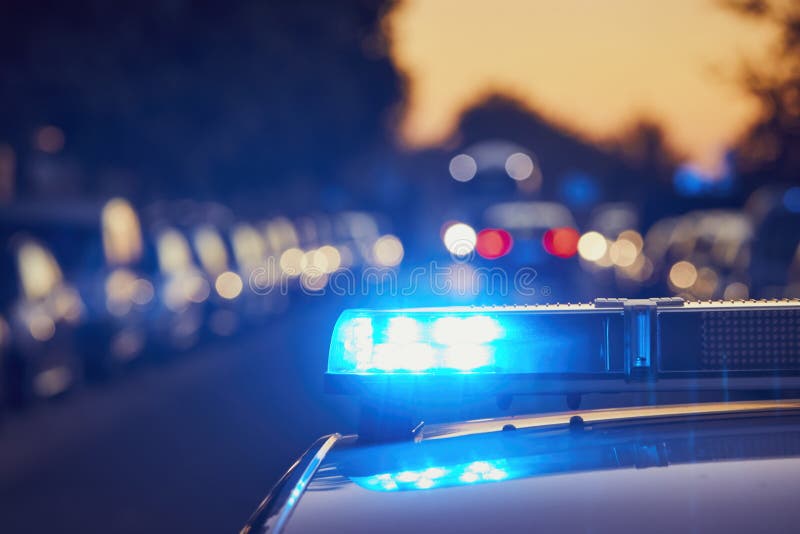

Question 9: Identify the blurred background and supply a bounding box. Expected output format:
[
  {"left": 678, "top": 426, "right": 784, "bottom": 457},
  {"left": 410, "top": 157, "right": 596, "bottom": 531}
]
[{"left": 1, "top": 0, "right": 799, "bottom": 531}]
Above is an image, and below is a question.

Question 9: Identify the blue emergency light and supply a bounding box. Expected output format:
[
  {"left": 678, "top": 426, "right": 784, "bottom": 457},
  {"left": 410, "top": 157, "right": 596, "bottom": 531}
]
[
  {"left": 328, "top": 304, "right": 618, "bottom": 376},
  {"left": 326, "top": 298, "right": 800, "bottom": 399}
]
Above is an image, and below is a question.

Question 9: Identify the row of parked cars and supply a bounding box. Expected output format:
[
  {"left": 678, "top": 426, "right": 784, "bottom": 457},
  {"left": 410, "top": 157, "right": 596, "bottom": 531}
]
[{"left": 0, "top": 198, "right": 397, "bottom": 413}]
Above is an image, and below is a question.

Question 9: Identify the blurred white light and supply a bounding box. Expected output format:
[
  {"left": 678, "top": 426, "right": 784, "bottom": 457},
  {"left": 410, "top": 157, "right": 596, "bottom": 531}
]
[
  {"left": 504, "top": 152, "right": 534, "bottom": 181},
  {"left": 577, "top": 231, "right": 607, "bottom": 262},
  {"left": 215, "top": 271, "right": 243, "bottom": 300},
  {"left": 17, "top": 241, "right": 63, "bottom": 300},
  {"left": 131, "top": 279, "right": 154, "bottom": 305},
  {"left": 617, "top": 229, "right": 643, "bottom": 253},
  {"left": 157, "top": 229, "right": 194, "bottom": 274},
  {"left": 280, "top": 248, "right": 304, "bottom": 277},
  {"left": 232, "top": 224, "right": 266, "bottom": 272},
  {"left": 449, "top": 154, "right": 477, "bottom": 182},
  {"left": 194, "top": 226, "right": 229, "bottom": 276},
  {"left": 443, "top": 223, "right": 477, "bottom": 256},
  {"left": 29, "top": 312, "right": 55, "bottom": 341},
  {"left": 102, "top": 198, "right": 143, "bottom": 266},
  {"left": 669, "top": 261, "right": 698, "bottom": 289},
  {"left": 373, "top": 235, "right": 404, "bottom": 267},
  {"left": 301, "top": 247, "right": 341, "bottom": 274},
  {"left": 300, "top": 249, "right": 324, "bottom": 274},
  {"left": 723, "top": 282, "right": 749, "bottom": 300},
  {"left": 265, "top": 217, "right": 299, "bottom": 254},
  {"left": 53, "top": 287, "right": 83, "bottom": 324},
  {"left": 33, "top": 366, "right": 71, "bottom": 397},
  {"left": 693, "top": 267, "right": 719, "bottom": 298},
  {"left": 317, "top": 245, "right": 342, "bottom": 273},
  {"left": 609, "top": 238, "right": 638, "bottom": 267},
  {"left": 182, "top": 273, "right": 210, "bottom": 303},
  {"left": 163, "top": 278, "right": 188, "bottom": 312},
  {"left": 105, "top": 268, "right": 137, "bottom": 316}
]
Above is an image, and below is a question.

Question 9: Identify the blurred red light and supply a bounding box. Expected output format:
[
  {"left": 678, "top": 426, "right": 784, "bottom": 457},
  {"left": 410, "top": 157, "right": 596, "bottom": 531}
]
[
  {"left": 476, "top": 229, "right": 513, "bottom": 259},
  {"left": 543, "top": 227, "right": 579, "bottom": 258}
]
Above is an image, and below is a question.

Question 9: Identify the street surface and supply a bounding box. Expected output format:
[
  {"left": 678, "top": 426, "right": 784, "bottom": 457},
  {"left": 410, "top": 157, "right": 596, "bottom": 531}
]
[{"left": 0, "top": 299, "right": 356, "bottom": 533}]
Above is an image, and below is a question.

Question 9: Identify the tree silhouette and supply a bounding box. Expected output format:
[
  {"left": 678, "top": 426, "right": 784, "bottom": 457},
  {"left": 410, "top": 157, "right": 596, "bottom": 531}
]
[
  {"left": 723, "top": 0, "right": 800, "bottom": 185},
  {"left": 0, "top": 0, "right": 402, "bottom": 205}
]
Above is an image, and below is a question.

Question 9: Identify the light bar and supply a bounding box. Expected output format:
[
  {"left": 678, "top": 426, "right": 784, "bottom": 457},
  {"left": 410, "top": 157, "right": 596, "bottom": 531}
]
[{"left": 326, "top": 299, "right": 800, "bottom": 397}]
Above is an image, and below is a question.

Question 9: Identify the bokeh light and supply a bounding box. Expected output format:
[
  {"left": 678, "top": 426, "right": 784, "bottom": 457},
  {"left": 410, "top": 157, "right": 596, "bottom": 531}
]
[
  {"left": 194, "top": 226, "right": 230, "bottom": 276},
  {"left": 723, "top": 281, "right": 749, "bottom": 300},
  {"left": 317, "top": 245, "right": 342, "bottom": 273},
  {"left": 669, "top": 261, "right": 698, "bottom": 289},
  {"left": 17, "top": 240, "right": 63, "bottom": 300},
  {"left": 279, "top": 248, "right": 304, "bottom": 277},
  {"left": 105, "top": 268, "right": 137, "bottom": 316},
  {"left": 373, "top": 235, "right": 405, "bottom": 267},
  {"left": 577, "top": 231, "right": 607, "bottom": 262},
  {"left": 617, "top": 229, "right": 643, "bottom": 253},
  {"left": 542, "top": 227, "right": 579, "bottom": 258},
  {"left": 448, "top": 153, "right": 477, "bottom": 182},
  {"left": 301, "top": 249, "right": 330, "bottom": 274},
  {"left": 504, "top": 152, "right": 534, "bottom": 181},
  {"left": 476, "top": 228, "right": 513, "bottom": 259},
  {"left": 35, "top": 125, "right": 65, "bottom": 153},
  {"left": 28, "top": 312, "right": 56, "bottom": 341},
  {"left": 443, "top": 223, "right": 477, "bottom": 257},
  {"left": 156, "top": 229, "right": 194, "bottom": 274},
  {"left": 693, "top": 267, "right": 719, "bottom": 298},
  {"left": 102, "top": 198, "right": 143, "bottom": 266},
  {"left": 131, "top": 279, "right": 155, "bottom": 305},
  {"left": 609, "top": 238, "right": 638, "bottom": 267},
  {"left": 215, "top": 271, "right": 243, "bottom": 300},
  {"left": 232, "top": 224, "right": 266, "bottom": 273}
]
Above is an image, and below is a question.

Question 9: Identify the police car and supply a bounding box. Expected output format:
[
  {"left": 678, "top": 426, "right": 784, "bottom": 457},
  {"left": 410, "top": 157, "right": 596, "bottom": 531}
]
[{"left": 243, "top": 298, "right": 800, "bottom": 533}]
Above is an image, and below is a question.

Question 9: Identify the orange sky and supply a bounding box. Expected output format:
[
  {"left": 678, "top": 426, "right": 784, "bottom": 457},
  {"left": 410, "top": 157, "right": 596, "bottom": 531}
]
[{"left": 387, "top": 0, "right": 777, "bottom": 173}]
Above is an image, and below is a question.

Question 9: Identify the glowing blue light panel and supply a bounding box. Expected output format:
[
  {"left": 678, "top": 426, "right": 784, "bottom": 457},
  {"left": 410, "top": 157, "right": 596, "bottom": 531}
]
[{"left": 327, "top": 307, "right": 619, "bottom": 375}]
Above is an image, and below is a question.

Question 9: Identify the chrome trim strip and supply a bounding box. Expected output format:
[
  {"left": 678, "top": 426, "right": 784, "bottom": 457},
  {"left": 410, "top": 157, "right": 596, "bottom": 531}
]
[
  {"left": 240, "top": 434, "right": 342, "bottom": 534},
  {"left": 271, "top": 433, "right": 340, "bottom": 532},
  {"left": 420, "top": 400, "right": 800, "bottom": 440},
  {"left": 241, "top": 433, "right": 341, "bottom": 534}
]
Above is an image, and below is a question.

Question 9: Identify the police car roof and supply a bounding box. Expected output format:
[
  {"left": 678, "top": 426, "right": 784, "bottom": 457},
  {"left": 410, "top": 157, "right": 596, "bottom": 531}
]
[{"left": 280, "top": 400, "right": 800, "bottom": 533}]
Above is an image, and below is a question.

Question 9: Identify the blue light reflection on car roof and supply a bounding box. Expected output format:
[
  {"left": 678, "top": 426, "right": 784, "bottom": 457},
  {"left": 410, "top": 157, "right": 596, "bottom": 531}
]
[{"left": 352, "top": 459, "right": 511, "bottom": 492}]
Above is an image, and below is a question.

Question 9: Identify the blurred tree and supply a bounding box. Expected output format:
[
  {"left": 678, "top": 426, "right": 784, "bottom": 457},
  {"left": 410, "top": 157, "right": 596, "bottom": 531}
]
[
  {"left": 724, "top": 0, "right": 800, "bottom": 185},
  {"left": 0, "top": 0, "right": 402, "bottom": 208},
  {"left": 611, "top": 118, "right": 681, "bottom": 185}
]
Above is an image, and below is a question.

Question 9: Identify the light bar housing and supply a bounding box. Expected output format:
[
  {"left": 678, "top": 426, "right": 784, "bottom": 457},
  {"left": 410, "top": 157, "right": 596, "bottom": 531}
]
[{"left": 326, "top": 298, "right": 800, "bottom": 398}]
